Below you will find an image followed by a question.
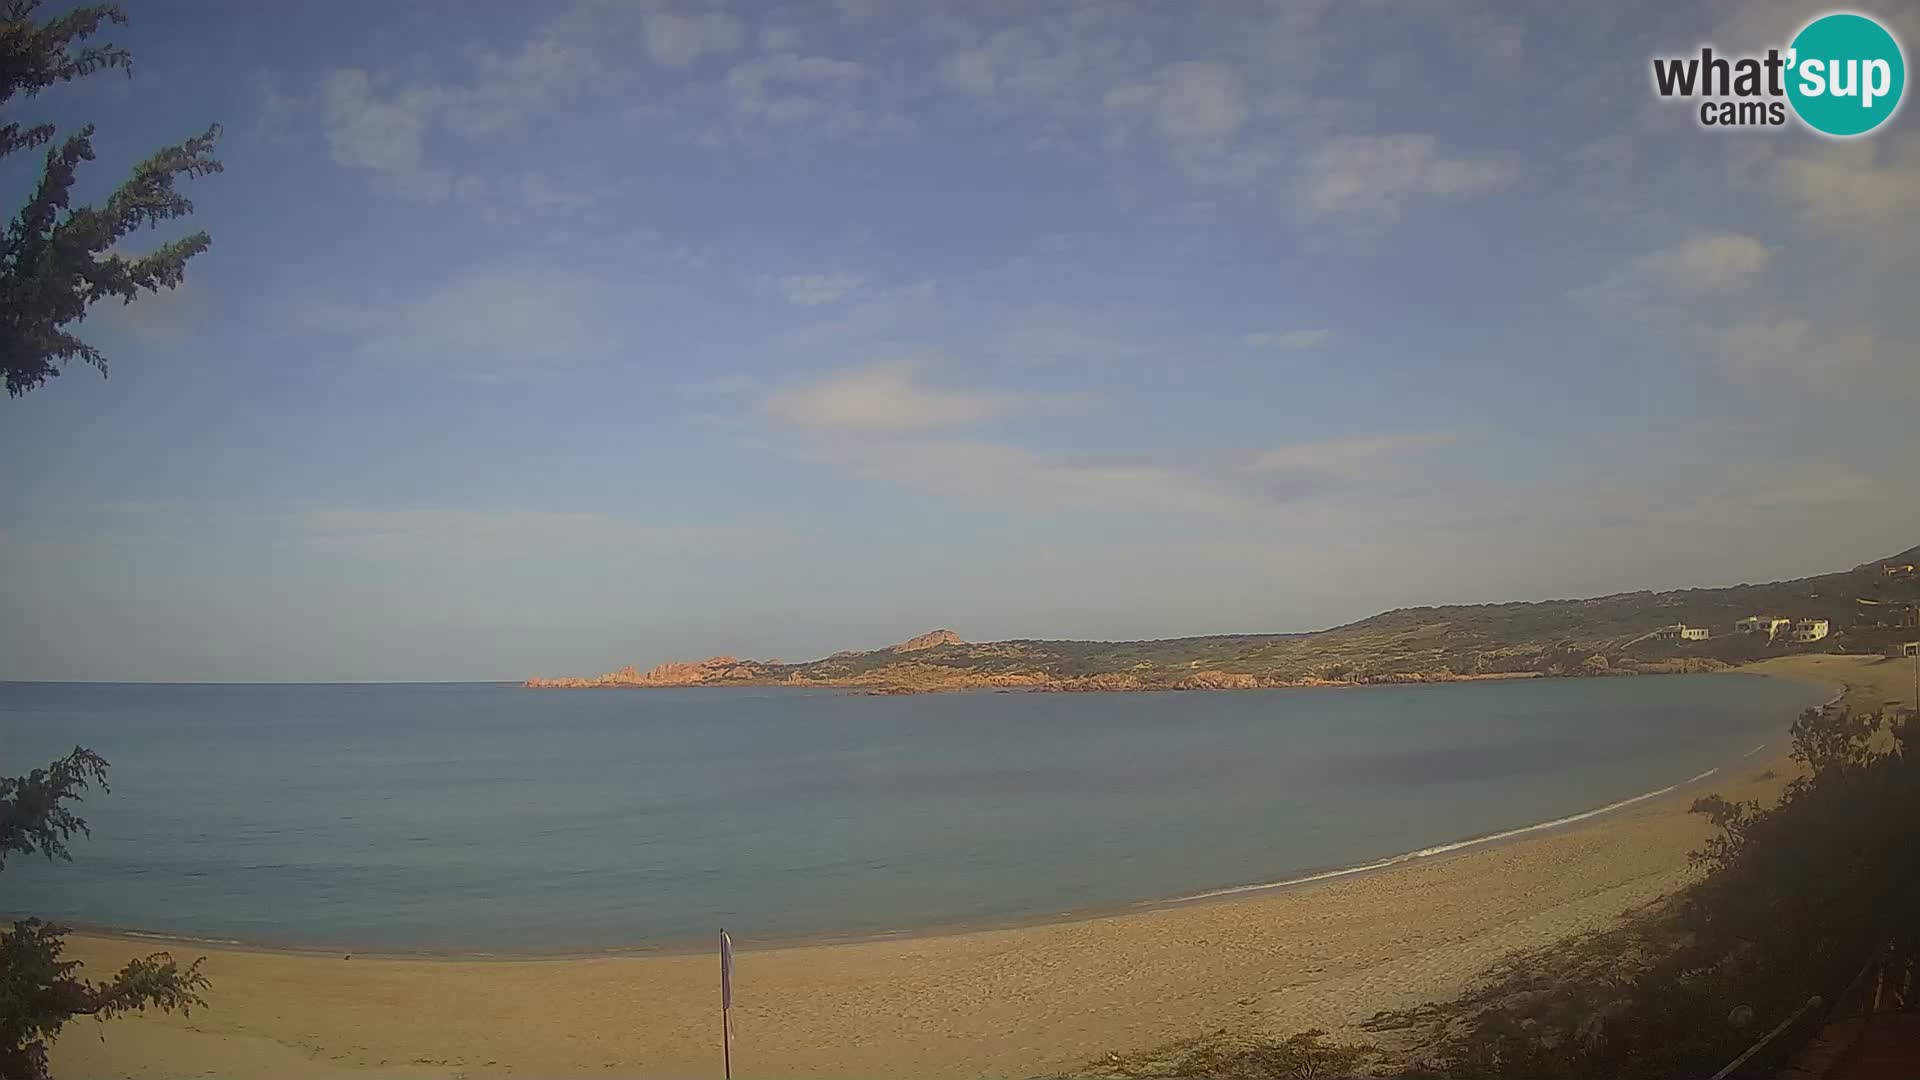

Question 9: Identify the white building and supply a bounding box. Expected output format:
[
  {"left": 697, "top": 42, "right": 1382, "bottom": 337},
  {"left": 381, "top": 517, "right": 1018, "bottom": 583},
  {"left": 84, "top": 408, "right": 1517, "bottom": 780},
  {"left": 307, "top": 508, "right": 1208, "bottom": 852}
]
[
  {"left": 1790, "top": 618, "right": 1830, "bottom": 643},
  {"left": 1735, "top": 616, "right": 1793, "bottom": 640},
  {"left": 1655, "top": 623, "right": 1712, "bottom": 641}
]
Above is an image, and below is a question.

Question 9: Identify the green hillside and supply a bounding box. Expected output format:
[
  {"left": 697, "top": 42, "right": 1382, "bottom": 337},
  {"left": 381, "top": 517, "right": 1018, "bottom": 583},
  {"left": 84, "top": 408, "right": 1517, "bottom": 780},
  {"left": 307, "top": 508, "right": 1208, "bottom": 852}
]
[{"left": 767, "top": 545, "right": 1920, "bottom": 686}]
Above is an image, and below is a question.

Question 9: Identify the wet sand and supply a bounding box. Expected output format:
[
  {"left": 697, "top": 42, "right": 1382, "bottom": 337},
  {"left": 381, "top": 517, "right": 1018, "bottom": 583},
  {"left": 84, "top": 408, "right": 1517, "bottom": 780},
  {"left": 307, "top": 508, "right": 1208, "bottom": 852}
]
[{"left": 51, "top": 654, "right": 1904, "bottom": 1079}]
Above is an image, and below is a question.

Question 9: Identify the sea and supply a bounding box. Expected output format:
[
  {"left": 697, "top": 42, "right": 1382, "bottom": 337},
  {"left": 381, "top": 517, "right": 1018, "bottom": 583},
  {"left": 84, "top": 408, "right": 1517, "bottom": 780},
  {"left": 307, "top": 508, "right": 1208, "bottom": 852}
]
[{"left": 0, "top": 673, "right": 1830, "bottom": 953}]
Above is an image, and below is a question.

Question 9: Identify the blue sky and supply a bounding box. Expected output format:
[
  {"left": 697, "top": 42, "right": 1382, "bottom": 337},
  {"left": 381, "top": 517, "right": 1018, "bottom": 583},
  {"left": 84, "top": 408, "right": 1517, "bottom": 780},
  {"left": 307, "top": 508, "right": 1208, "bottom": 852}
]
[{"left": 2, "top": 0, "right": 1917, "bottom": 681}]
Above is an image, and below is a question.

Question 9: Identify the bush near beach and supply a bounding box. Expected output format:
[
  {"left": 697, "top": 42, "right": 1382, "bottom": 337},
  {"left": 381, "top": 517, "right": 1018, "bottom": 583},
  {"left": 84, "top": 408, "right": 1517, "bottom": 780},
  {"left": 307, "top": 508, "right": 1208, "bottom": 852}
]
[{"left": 1079, "top": 698, "right": 1918, "bottom": 1079}]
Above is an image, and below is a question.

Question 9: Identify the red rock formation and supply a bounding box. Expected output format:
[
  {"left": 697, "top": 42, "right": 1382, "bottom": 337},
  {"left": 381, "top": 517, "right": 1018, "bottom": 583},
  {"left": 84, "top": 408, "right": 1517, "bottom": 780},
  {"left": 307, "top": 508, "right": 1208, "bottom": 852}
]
[
  {"left": 1173, "top": 671, "right": 1265, "bottom": 690},
  {"left": 887, "top": 629, "right": 964, "bottom": 653},
  {"left": 523, "top": 656, "right": 765, "bottom": 688}
]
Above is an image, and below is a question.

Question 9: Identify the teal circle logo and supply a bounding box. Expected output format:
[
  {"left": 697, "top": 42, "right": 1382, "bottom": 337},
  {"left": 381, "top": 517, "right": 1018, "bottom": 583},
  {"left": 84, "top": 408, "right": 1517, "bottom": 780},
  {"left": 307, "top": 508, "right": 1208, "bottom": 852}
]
[{"left": 1787, "top": 13, "right": 1906, "bottom": 137}]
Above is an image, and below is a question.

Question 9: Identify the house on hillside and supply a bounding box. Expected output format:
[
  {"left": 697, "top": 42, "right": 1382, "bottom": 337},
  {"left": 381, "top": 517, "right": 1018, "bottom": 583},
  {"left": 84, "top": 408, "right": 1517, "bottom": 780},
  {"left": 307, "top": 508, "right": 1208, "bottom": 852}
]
[
  {"left": 1735, "top": 615, "right": 1793, "bottom": 640},
  {"left": 1653, "top": 624, "right": 1711, "bottom": 641},
  {"left": 1884, "top": 562, "right": 1915, "bottom": 577},
  {"left": 1790, "top": 618, "right": 1830, "bottom": 643},
  {"left": 1902, "top": 641, "right": 1920, "bottom": 658}
]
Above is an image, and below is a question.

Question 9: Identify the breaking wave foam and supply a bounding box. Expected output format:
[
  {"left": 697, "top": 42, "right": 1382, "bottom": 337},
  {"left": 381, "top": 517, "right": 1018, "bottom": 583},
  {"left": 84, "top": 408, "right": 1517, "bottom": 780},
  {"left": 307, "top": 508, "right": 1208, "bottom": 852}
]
[{"left": 1163, "top": 765, "right": 1724, "bottom": 904}]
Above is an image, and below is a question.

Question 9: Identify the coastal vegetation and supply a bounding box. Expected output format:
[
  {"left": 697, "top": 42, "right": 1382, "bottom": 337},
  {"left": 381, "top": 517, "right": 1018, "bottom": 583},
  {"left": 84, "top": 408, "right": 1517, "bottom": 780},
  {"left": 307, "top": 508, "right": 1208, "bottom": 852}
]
[
  {"left": 528, "top": 545, "right": 1920, "bottom": 694},
  {"left": 1, "top": 0, "right": 222, "bottom": 397},
  {"left": 1073, "top": 681, "right": 1919, "bottom": 1079},
  {"left": 3, "top": 4, "right": 221, "bottom": 1076},
  {"left": 1, "top": 749, "right": 211, "bottom": 1080}
]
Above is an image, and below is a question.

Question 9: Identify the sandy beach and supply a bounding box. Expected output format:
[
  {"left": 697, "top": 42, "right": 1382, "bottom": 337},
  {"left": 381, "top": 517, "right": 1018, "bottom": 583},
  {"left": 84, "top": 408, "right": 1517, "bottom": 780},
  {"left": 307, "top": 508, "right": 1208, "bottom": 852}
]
[{"left": 47, "top": 654, "right": 1912, "bottom": 1079}]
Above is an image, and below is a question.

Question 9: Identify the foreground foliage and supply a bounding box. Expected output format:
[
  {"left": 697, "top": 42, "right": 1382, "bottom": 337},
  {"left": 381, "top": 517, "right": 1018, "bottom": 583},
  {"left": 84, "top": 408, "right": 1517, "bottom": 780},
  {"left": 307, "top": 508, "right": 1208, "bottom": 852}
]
[
  {"left": 2, "top": 0, "right": 221, "bottom": 398},
  {"left": 1075, "top": 699, "right": 1917, "bottom": 1079},
  {"left": 0, "top": 748, "right": 210, "bottom": 1080},
  {"left": 1084, "top": 1029, "right": 1376, "bottom": 1080},
  {"left": 3, "top": 8, "right": 219, "bottom": 1075}
]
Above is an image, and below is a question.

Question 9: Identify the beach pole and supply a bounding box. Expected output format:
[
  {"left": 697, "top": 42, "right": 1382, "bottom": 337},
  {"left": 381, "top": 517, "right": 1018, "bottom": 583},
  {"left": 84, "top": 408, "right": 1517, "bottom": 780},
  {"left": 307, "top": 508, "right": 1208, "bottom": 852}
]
[{"left": 720, "top": 928, "right": 734, "bottom": 1080}]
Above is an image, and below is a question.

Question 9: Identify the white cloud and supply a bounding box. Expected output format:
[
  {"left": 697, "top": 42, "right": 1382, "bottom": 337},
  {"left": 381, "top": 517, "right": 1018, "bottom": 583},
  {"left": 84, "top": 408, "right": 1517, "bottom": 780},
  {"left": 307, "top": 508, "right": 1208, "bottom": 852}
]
[
  {"left": 481, "top": 169, "right": 630, "bottom": 224},
  {"left": 287, "top": 507, "right": 779, "bottom": 561},
  {"left": 1711, "top": 0, "right": 1920, "bottom": 57},
  {"left": 716, "top": 51, "right": 905, "bottom": 143},
  {"left": 988, "top": 317, "right": 1154, "bottom": 365},
  {"left": 399, "top": 271, "right": 593, "bottom": 358},
  {"left": 90, "top": 276, "right": 203, "bottom": 346},
  {"left": 1635, "top": 232, "right": 1771, "bottom": 289},
  {"left": 727, "top": 52, "right": 865, "bottom": 91},
  {"left": 1575, "top": 232, "right": 1771, "bottom": 317},
  {"left": 317, "top": 27, "right": 605, "bottom": 203},
  {"left": 448, "top": 30, "right": 601, "bottom": 136},
  {"left": 292, "top": 267, "right": 610, "bottom": 374},
  {"left": 1106, "top": 61, "right": 1246, "bottom": 142},
  {"left": 1570, "top": 134, "right": 1633, "bottom": 170},
  {"left": 1665, "top": 233, "right": 1771, "bottom": 286},
  {"left": 759, "top": 25, "right": 803, "bottom": 52},
  {"left": 1299, "top": 134, "right": 1515, "bottom": 219},
  {"left": 1715, "top": 319, "right": 1920, "bottom": 400},
  {"left": 938, "top": 35, "right": 1015, "bottom": 98},
  {"left": 768, "top": 273, "right": 865, "bottom": 306},
  {"left": 642, "top": 10, "right": 744, "bottom": 68},
  {"left": 1243, "top": 329, "right": 1331, "bottom": 350},
  {"left": 756, "top": 362, "right": 1449, "bottom": 521},
  {"left": 763, "top": 362, "right": 1017, "bottom": 432},
  {"left": 1771, "top": 135, "right": 1920, "bottom": 264},
  {"left": 771, "top": 280, "right": 940, "bottom": 351},
  {"left": 831, "top": 0, "right": 890, "bottom": 20},
  {"left": 320, "top": 69, "right": 451, "bottom": 202},
  {"left": 1245, "top": 433, "right": 1458, "bottom": 476},
  {"left": 1712, "top": 462, "right": 1877, "bottom": 511},
  {"left": 774, "top": 430, "right": 1474, "bottom": 522},
  {"left": 313, "top": 4, "right": 647, "bottom": 201},
  {"left": 1716, "top": 319, "right": 1809, "bottom": 374},
  {"left": 788, "top": 437, "right": 1273, "bottom": 518},
  {"left": 931, "top": 19, "right": 1111, "bottom": 105}
]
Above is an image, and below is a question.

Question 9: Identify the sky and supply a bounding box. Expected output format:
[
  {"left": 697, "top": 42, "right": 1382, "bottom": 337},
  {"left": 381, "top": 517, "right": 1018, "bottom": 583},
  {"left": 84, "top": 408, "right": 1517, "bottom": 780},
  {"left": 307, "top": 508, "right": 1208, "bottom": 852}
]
[{"left": 2, "top": 0, "right": 1918, "bottom": 682}]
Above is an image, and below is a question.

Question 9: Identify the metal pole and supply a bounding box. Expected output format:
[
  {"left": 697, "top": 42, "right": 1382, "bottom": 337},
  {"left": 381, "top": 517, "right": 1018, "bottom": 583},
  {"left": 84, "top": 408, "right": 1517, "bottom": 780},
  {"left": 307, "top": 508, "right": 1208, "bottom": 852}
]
[
  {"left": 720, "top": 927, "right": 734, "bottom": 1080},
  {"left": 714, "top": 926, "right": 725, "bottom": 1076}
]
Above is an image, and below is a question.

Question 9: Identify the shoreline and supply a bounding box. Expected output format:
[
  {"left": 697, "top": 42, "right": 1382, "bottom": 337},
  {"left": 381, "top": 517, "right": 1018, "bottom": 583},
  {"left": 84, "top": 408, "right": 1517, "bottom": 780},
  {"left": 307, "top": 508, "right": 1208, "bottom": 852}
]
[
  {"left": 53, "top": 751, "right": 1801, "bottom": 1079},
  {"left": 523, "top": 669, "right": 1555, "bottom": 693},
  {"left": 44, "top": 743, "right": 1774, "bottom": 963},
  {"left": 43, "top": 669, "right": 1839, "bottom": 963},
  {"left": 522, "top": 665, "right": 1746, "bottom": 694},
  {"left": 47, "top": 655, "right": 1890, "bottom": 1080}
]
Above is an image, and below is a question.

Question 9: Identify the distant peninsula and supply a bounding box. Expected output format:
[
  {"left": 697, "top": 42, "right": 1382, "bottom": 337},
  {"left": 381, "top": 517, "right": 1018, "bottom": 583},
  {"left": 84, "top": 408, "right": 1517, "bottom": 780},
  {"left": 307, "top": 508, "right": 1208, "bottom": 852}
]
[{"left": 525, "top": 546, "right": 1920, "bottom": 694}]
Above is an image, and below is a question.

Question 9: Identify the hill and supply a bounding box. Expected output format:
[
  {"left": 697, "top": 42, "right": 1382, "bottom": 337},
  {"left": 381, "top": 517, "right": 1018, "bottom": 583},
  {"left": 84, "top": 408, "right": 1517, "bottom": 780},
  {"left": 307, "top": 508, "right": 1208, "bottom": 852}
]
[{"left": 524, "top": 545, "right": 1920, "bottom": 692}]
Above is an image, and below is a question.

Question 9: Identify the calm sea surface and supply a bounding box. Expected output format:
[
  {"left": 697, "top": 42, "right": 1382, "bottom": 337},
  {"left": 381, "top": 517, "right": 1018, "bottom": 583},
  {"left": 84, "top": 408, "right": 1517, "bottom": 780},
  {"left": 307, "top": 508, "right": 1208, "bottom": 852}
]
[{"left": 0, "top": 674, "right": 1829, "bottom": 952}]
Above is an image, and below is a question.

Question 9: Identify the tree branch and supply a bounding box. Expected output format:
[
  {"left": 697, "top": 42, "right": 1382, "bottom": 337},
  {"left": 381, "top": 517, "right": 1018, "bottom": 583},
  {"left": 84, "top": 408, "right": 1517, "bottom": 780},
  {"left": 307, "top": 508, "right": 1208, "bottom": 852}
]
[
  {"left": 0, "top": 2, "right": 132, "bottom": 116},
  {"left": 0, "top": 747, "right": 110, "bottom": 871}
]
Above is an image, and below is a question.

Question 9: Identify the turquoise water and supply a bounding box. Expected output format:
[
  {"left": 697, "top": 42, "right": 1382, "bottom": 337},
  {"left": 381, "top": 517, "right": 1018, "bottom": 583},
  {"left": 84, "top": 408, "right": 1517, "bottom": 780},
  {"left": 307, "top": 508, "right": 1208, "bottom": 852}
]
[{"left": 0, "top": 674, "right": 1828, "bottom": 952}]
